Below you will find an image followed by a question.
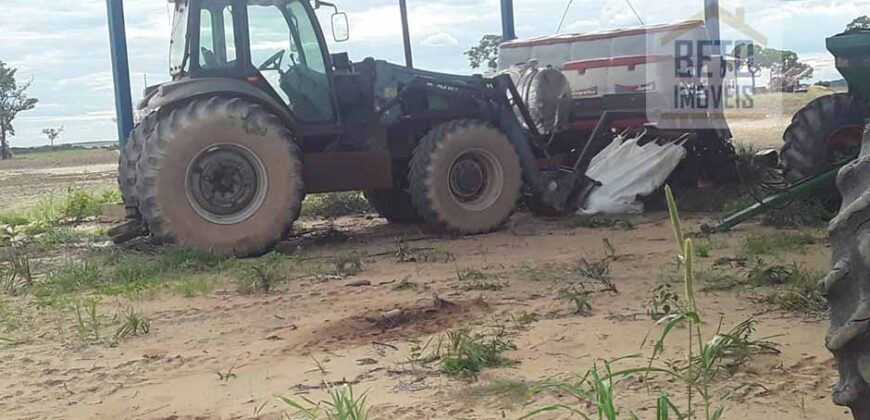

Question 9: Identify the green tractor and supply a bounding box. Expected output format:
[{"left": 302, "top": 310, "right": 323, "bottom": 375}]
[
  {"left": 823, "top": 27, "right": 870, "bottom": 420},
  {"left": 780, "top": 30, "right": 870, "bottom": 182},
  {"left": 111, "top": 0, "right": 608, "bottom": 256}
]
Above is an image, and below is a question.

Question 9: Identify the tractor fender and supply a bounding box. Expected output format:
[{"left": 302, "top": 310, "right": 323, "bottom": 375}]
[{"left": 138, "top": 77, "right": 296, "bottom": 130}]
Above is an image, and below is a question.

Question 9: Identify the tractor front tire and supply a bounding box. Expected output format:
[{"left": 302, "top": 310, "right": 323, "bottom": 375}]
[
  {"left": 781, "top": 93, "right": 866, "bottom": 183},
  {"left": 136, "top": 97, "right": 304, "bottom": 257},
  {"left": 364, "top": 189, "right": 421, "bottom": 223},
  {"left": 409, "top": 120, "right": 522, "bottom": 234},
  {"left": 118, "top": 113, "right": 158, "bottom": 221}
]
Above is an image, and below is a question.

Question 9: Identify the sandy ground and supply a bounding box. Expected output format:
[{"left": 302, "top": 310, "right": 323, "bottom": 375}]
[
  {"left": 0, "top": 150, "right": 118, "bottom": 212},
  {"left": 0, "top": 117, "right": 851, "bottom": 420},
  {"left": 0, "top": 212, "right": 847, "bottom": 420}
]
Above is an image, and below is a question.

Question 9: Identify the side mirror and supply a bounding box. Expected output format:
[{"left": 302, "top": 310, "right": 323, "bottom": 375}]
[{"left": 331, "top": 12, "right": 349, "bottom": 43}]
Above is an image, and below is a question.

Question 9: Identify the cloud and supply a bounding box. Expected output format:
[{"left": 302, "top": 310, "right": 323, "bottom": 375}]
[
  {"left": 421, "top": 32, "right": 459, "bottom": 47},
  {"left": 58, "top": 71, "right": 115, "bottom": 92},
  {"left": 2, "top": 0, "right": 863, "bottom": 147}
]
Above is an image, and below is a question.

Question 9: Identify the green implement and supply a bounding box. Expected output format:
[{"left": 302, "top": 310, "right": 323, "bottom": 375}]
[{"left": 710, "top": 165, "right": 843, "bottom": 233}]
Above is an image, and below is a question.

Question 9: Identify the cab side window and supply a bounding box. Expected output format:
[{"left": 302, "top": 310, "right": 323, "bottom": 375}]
[{"left": 198, "top": 6, "right": 237, "bottom": 69}]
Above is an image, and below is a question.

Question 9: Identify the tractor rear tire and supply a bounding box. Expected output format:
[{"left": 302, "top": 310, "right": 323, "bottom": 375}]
[
  {"left": 781, "top": 93, "right": 865, "bottom": 183},
  {"left": 135, "top": 97, "right": 304, "bottom": 257},
  {"left": 118, "top": 113, "right": 157, "bottom": 221},
  {"left": 826, "top": 122, "right": 870, "bottom": 419},
  {"left": 364, "top": 189, "right": 421, "bottom": 223},
  {"left": 409, "top": 119, "right": 522, "bottom": 234}
]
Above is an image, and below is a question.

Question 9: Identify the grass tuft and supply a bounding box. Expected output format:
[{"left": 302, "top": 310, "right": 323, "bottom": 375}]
[
  {"left": 466, "top": 379, "right": 531, "bottom": 408},
  {"left": 1, "top": 247, "right": 33, "bottom": 295},
  {"left": 278, "top": 382, "right": 370, "bottom": 420},
  {"left": 333, "top": 253, "right": 364, "bottom": 277},
  {"left": 391, "top": 277, "right": 417, "bottom": 291},
  {"left": 115, "top": 307, "right": 150, "bottom": 338},
  {"left": 741, "top": 232, "right": 815, "bottom": 255},
  {"left": 302, "top": 192, "right": 372, "bottom": 219},
  {"left": 236, "top": 253, "right": 286, "bottom": 294},
  {"left": 559, "top": 287, "right": 592, "bottom": 316},
  {"left": 440, "top": 326, "right": 517, "bottom": 380}
]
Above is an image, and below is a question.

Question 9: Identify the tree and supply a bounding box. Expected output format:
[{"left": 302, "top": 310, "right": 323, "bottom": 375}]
[
  {"left": 730, "top": 43, "right": 813, "bottom": 91},
  {"left": 0, "top": 61, "right": 38, "bottom": 160},
  {"left": 42, "top": 125, "right": 63, "bottom": 148},
  {"left": 847, "top": 15, "right": 870, "bottom": 31},
  {"left": 465, "top": 35, "right": 503, "bottom": 72}
]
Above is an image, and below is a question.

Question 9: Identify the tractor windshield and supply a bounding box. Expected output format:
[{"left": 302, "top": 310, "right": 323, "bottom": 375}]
[
  {"left": 248, "top": 0, "right": 333, "bottom": 121},
  {"left": 170, "top": 0, "right": 191, "bottom": 76}
]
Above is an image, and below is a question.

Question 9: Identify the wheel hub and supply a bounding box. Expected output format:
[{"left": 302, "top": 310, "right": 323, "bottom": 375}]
[
  {"left": 826, "top": 125, "right": 864, "bottom": 164},
  {"left": 186, "top": 144, "right": 268, "bottom": 224},
  {"left": 449, "top": 156, "right": 487, "bottom": 202}
]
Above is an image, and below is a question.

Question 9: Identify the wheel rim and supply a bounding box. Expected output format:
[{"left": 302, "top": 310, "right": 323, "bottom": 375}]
[
  {"left": 448, "top": 149, "right": 504, "bottom": 211},
  {"left": 826, "top": 125, "right": 864, "bottom": 164},
  {"left": 185, "top": 143, "right": 269, "bottom": 225}
]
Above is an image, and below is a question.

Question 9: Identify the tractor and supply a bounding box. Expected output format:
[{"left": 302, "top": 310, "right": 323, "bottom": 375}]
[
  {"left": 821, "top": 27, "right": 870, "bottom": 420},
  {"left": 110, "top": 0, "right": 599, "bottom": 256},
  {"left": 110, "top": 0, "right": 736, "bottom": 257},
  {"left": 780, "top": 32, "right": 870, "bottom": 183}
]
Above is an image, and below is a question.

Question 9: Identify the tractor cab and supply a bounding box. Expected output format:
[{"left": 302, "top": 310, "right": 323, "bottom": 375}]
[{"left": 164, "top": 0, "right": 349, "bottom": 128}]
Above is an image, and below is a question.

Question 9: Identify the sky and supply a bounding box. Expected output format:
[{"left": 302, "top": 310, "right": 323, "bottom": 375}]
[{"left": 1, "top": 0, "right": 867, "bottom": 147}]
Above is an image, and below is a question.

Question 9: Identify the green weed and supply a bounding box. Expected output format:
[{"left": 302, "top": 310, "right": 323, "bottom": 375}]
[
  {"left": 510, "top": 311, "right": 540, "bottom": 327},
  {"left": 565, "top": 215, "right": 634, "bottom": 230},
  {"left": 394, "top": 243, "right": 456, "bottom": 263},
  {"left": 237, "top": 253, "right": 286, "bottom": 294},
  {"left": 302, "top": 192, "right": 372, "bottom": 219},
  {"left": 278, "top": 382, "right": 369, "bottom": 420},
  {"left": 333, "top": 253, "right": 363, "bottom": 277},
  {"left": 465, "top": 379, "right": 531, "bottom": 408},
  {"left": 697, "top": 269, "right": 745, "bottom": 291},
  {"left": 559, "top": 287, "right": 592, "bottom": 316},
  {"left": 695, "top": 241, "right": 713, "bottom": 258},
  {"left": 160, "top": 246, "right": 227, "bottom": 271},
  {"left": 440, "top": 326, "right": 517, "bottom": 380},
  {"left": 761, "top": 198, "right": 835, "bottom": 228},
  {"left": 575, "top": 239, "right": 620, "bottom": 293},
  {"left": 0, "top": 213, "right": 30, "bottom": 227},
  {"left": 115, "top": 307, "right": 150, "bottom": 338},
  {"left": 391, "top": 277, "right": 417, "bottom": 291},
  {"left": 38, "top": 227, "right": 89, "bottom": 246},
  {"left": 173, "top": 275, "right": 215, "bottom": 297},
  {"left": 516, "top": 263, "right": 567, "bottom": 283},
  {"left": 21, "top": 187, "right": 121, "bottom": 226},
  {"left": 762, "top": 267, "right": 827, "bottom": 317},
  {"left": 41, "top": 260, "right": 102, "bottom": 297},
  {"left": 455, "top": 268, "right": 487, "bottom": 281},
  {"left": 741, "top": 232, "right": 815, "bottom": 255},
  {"left": 72, "top": 297, "right": 102, "bottom": 341},
  {"left": 523, "top": 186, "right": 780, "bottom": 419},
  {"left": 646, "top": 283, "right": 683, "bottom": 320},
  {"left": 1, "top": 247, "right": 32, "bottom": 295},
  {"left": 0, "top": 336, "right": 20, "bottom": 348},
  {"left": 460, "top": 281, "right": 503, "bottom": 292}
]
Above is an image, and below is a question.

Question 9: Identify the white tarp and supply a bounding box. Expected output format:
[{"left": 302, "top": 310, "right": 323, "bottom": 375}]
[{"left": 579, "top": 133, "right": 688, "bottom": 215}]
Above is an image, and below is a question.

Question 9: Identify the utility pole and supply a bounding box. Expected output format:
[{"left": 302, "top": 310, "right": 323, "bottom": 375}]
[
  {"left": 399, "top": 0, "right": 413, "bottom": 68},
  {"left": 500, "top": 0, "right": 516, "bottom": 41},
  {"left": 106, "top": 0, "right": 134, "bottom": 149},
  {"left": 704, "top": 0, "right": 721, "bottom": 54}
]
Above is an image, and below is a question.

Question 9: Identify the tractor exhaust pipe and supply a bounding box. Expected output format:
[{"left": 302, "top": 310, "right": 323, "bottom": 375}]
[{"left": 399, "top": 0, "right": 413, "bottom": 68}]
